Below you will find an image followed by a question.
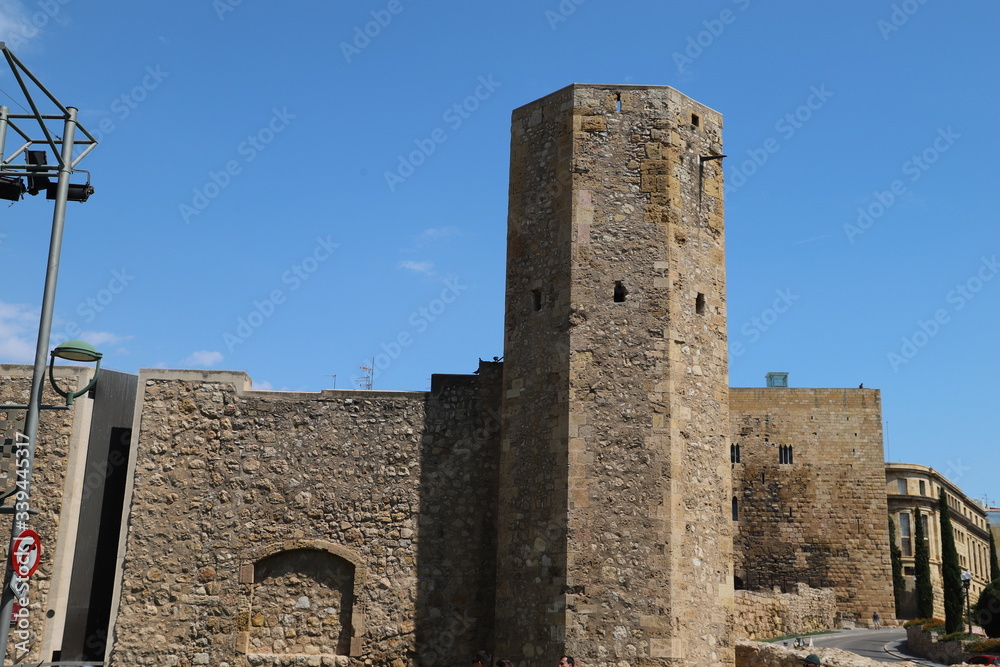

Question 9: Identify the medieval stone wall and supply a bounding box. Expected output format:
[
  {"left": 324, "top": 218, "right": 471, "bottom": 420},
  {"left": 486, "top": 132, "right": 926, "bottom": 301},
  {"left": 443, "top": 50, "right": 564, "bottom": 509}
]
[
  {"left": 497, "top": 84, "right": 732, "bottom": 667},
  {"left": 730, "top": 388, "right": 895, "bottom": 627},
  {"left": 108, "top": 365, "right": 501, "bottom": 667},
  {"left": 733, "top": 584, "right": 836, "bottom": 640},
  {"left": 0, "top": 365, "right": 91, "bottom": 664}
]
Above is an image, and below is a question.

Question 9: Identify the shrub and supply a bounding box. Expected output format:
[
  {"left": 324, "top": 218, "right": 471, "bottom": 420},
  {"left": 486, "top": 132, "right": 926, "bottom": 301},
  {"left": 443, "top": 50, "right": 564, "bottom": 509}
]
[
  {"left": 938, "top": 632, "right": 976, "bottom": 642},
  {"left": 921, "top": 618, "right": 946, "bottom": 634},
  {"left": 967, "top": 637, "right": 1000, "bottom": 654},
  {"left": 904, "top": 617, "right": 939, "bottom": 628},
  {"left": 977, "top": 580, "right": 1000, "bottom": 638}
]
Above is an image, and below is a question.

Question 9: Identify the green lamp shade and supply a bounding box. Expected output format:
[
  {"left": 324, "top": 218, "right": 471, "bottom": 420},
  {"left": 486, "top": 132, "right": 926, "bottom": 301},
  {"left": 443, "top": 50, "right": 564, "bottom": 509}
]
[{"left": 52, "top": 340, "right": 103, "bottom": 362}]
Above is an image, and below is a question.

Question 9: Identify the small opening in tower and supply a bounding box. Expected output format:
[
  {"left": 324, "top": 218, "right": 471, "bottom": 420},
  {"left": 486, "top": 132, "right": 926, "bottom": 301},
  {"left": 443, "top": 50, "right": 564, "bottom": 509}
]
[
  {"left": 615, "top": 92, "right": 622, "bottom": 112},
  {"left": 696, "top": 292, "right": 705, "bottom": 314},
  {"left": 613, "top": 281, "right": 627, "bottom": 303},
  {"left": 531, "top": 289, "right": 542, "bottom": 312},
  {"left": 691, "top": 113, "right": 700, "bottom": 127}
]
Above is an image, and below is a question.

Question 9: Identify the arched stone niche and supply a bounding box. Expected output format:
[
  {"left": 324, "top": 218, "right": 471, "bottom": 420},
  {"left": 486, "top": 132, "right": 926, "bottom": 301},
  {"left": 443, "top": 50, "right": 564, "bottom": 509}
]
[{"left": 236, "top": 540, "right": 366, "bottom": 659}]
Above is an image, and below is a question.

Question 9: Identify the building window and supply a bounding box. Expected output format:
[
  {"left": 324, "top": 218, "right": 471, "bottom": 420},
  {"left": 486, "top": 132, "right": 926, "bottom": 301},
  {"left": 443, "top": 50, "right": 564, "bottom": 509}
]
[
  {"left": 730, "top": 443, "right": 740, "bottom": 464},
  {"left": 897, "top": 479, "right": 907, "bottom": 495},
  {"left": 919, "top": 480, "right": 926, "bottom": 495},
  {"left": 732, "top": 497, "right": 738, "bottom": 521},
  {"left": 778, "top": 445, "right": 793, "bottom": 464},
  {"left": 900, "top": 513, "right": 912, "bottom": 557}
]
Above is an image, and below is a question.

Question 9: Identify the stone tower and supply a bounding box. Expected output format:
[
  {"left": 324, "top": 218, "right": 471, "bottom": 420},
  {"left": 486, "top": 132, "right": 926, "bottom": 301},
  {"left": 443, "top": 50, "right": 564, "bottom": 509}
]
[{"left": 496, "top": 85, "right": 733, "bottom": 666}]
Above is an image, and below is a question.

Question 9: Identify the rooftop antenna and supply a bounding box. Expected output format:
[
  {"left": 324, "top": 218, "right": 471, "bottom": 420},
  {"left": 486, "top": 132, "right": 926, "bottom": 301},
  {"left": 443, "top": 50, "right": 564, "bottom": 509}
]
[
  {"left": 357, "top": 359, "right": 373, "bottom": 390},
  {"left": 325, "top": 374, "right": 336, "bottom": 389}
]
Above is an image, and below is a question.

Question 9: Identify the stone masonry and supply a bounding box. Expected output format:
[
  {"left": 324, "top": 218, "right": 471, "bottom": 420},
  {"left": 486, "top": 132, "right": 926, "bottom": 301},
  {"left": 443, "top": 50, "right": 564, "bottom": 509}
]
[
  {"left": 733, "top": 585, "right": 836, "bottom": 640},
  {"left": 497, "top": 84, "right": 732, "bottom": 665},
  {"left": 109, "top": 365, "right": 501, "bottom": 667},
  {"left": 0, "top": 85, "right": 903, "bottom": 667},
  {"left": 730, "top": 388, "right": 895, "bottom": 627}
]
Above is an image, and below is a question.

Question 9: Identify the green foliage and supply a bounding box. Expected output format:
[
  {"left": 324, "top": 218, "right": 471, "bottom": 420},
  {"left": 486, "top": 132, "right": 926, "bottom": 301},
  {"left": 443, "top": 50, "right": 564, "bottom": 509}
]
[
  {"left": 938, "top": 631, "right": 976, "bottom": 642},
  {"left": 939, "top": 489, "right": 965, "bottom": 634},
  {"left": 903, "top": 618, "right": 935, "bottom": 628},
  {"left": 977, "top": 580, "right": 1000, "bottom": 638},
  {"left": 990, "top": 530, "right": 999, "bottom": 583},
  {"left": 967, "top": 637, "right": 1000, "bottom": 653},
  {"left": 915, "top": 507, "right": 935, "bottom": 619},
  {"left": 921, "top": 618, "right": 946, "bottom": 634},
  {"left": 890, "top": 517, "right": 907, "bottom": 614}
]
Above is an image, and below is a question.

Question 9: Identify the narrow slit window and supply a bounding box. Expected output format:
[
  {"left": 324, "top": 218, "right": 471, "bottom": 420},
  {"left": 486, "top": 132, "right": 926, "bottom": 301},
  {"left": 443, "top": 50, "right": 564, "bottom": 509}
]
[
  {"left": 696, "top": 292, "right": 705, "bottom": 315},
  {"left": 615, "top": 93, "right": 622, "bottom": 112},
  {"left": 730, "top": 443, "right": 740, "bottom": 464},
  {"left": 731, "top": 497, "right": 738, "bottom": 522},
  {"left": 531, "top": 289, "right": 542, "bottom": 312},
  {"left": 691, "top": 113, "right": 700, "bottom": 127},
  {"left": 613, "top": 281, "right": 627, "bottom": 303}
]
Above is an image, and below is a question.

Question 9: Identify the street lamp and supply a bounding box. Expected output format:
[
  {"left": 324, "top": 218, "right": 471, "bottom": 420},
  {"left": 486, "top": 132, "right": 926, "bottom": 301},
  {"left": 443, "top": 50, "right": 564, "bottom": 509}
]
[
  {"left": 961, "top": 570, "right": 972, "bottom": 635},
  {"left": 48, "top": 340, "right": 102, "bottom": 406}
]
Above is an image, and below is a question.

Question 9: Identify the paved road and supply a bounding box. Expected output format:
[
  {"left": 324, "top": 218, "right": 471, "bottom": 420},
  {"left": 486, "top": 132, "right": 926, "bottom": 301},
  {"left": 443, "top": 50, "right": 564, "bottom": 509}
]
[{"left": 805, "top": 628, "right": 948, "bottom": 665}]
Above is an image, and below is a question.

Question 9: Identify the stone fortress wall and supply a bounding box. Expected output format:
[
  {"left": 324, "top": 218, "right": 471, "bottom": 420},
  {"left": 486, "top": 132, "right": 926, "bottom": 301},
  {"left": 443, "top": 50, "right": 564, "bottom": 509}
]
[
  {"left": 730, "top": 388, "right": 896, "bottom": 627},
  {"left": 108, "top": 365, "right": 502, "bottom": 667},
  {"left": 0, "top": 84, "right": 905, "bottom": 667}
]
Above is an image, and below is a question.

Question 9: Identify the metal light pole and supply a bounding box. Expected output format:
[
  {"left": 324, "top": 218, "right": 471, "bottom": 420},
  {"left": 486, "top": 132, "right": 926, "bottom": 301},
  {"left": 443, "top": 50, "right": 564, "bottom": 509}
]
[
  {"left": 0, "top": 44, "right": 97, "bottom": 665},
  {"left": 961, "top": 570, "right": 972, "bottom": 635}
]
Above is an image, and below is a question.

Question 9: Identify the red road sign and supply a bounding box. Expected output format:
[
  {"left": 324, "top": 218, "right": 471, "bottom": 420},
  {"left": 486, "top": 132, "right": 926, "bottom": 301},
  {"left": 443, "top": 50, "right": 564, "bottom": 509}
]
[{"left": 11, "top": 530, "right": 40, "bottom": 578}]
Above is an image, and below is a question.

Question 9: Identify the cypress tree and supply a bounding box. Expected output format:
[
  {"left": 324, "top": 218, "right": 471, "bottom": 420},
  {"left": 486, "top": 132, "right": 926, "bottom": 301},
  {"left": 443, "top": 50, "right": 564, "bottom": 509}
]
[
  {"left": 990, "top": 529, "right": 999, "bottom": 583},
  {"left": 889, "top": 517, "right": 906, "bottom": 615},
  {"left": 914, "top": 507, "right": 935, "bottom": 619},
  {"left": 939, "top": 489, "right": 965, "bottom": 633}
]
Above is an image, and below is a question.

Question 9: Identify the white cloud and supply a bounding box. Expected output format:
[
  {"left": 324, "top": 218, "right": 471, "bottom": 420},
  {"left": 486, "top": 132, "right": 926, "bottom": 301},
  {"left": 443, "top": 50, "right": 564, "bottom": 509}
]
[
  {"left": 253, "top": 379, "right": 274, "bottom": 390},
  {"left": 0, "top": 3, "right": 30, "bottom": 41},
  {"left": 183, "top": 350, "right": 224, "bottom": 367},
  {"left": 77, "top": 330, "right": 132, "bottom": 347},
  {"left": 399, "top": 260, "right": 435, "bottom": 275},
  {"left": 416, "top": 227, "right": 458, "bottom": 243},
  {"left": 0, "top": 300, "right": 38, "bottom": 363}
]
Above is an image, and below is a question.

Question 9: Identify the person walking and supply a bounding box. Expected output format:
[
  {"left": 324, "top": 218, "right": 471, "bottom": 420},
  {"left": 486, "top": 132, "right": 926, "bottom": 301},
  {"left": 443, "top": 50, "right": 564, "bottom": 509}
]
[{"left": 872, "top": 611, "right": 881, "bottom": 629}]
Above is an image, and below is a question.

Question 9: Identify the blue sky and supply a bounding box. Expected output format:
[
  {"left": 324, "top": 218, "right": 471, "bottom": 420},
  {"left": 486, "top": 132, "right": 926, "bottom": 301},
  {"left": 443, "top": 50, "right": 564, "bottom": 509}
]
[{"left": 0, "top": 1, "right": 996, "bottom": 503}]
